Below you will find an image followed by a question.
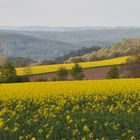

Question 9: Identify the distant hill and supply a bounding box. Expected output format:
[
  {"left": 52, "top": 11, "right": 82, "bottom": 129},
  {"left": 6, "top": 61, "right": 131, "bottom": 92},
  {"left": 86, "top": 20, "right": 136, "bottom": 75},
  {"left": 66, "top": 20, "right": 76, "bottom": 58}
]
[
  {"left": 7, "top": 57, "right": 36, "bottom": 67},
  {"left": 0, "top": 55, "right": 36, "bottom": 67},
  {"left": 54, "top": 46, "right": 101, "bottom": 63},
  {"left": 66, "top": 38, "right": 140, "bottom": 63},
  {"left": 0, "top": 27, "right": 140, "bottom": 61},
  {"left": 0, "top": 31, "right": 78, "bottom": 61},
  {"left": 21, "top": 28, "right": 140, "bottom": 48},
  {"left": 1, "top": 26, "right": 140, "bottom": 32},
  {"left": 0, "top": 26, "right": 139, "bottom": 32},
  {"left": 94, "top": 38, "right": 140, "bottom": 58}
]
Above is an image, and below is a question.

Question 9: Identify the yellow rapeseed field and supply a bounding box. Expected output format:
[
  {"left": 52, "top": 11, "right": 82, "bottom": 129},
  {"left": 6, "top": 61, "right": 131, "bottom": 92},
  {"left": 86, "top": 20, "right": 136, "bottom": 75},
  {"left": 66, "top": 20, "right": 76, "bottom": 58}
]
[
  {"left": 0, "top": 79, "right": 140, "bottom": 139},
  {"left": 16, "top": 56, "right": 128, "bottom": 76}
]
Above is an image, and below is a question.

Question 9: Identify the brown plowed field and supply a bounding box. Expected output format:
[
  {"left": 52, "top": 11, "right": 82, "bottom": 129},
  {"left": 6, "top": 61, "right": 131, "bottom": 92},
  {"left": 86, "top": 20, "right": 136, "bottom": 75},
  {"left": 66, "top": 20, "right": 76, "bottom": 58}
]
[{"left": 29, "top": 66, "right": 111, "bottom": 81}]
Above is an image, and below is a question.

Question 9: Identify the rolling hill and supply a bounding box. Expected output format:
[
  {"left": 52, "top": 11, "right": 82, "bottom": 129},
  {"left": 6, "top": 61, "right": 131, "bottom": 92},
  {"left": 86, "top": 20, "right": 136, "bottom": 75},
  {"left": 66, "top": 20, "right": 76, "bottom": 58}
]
[
  {"left": 0, "top": 31, "right": 78, "bottom": 61},
  {"left": 21, "top": 28, "right": 140, "bottom": 47},
  {"left": 16, "top": 56, "right": 128, "bottom": 76},
  {"left": 0, "top": 27, "right": 140, "bottom": 62},
  {"left": 66, "top": 38, "right": 140, "bottom": 62}
]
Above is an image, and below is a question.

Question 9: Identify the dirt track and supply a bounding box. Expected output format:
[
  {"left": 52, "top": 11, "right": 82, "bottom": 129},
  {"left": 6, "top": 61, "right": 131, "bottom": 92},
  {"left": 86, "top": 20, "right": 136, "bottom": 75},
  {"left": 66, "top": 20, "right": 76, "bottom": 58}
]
[{"left": 29, "top": 66, "right": 111, "bottom": 81}]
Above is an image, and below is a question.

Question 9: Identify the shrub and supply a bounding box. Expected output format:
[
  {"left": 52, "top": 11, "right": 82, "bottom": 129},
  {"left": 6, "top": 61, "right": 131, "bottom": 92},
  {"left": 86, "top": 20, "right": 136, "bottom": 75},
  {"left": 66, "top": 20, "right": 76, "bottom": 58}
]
[
  {"left": 56, "top": 67, "right": 68, "bottom": 81},
  {"left": 107, "top": 66, "right": 119, "bottom": 79}
]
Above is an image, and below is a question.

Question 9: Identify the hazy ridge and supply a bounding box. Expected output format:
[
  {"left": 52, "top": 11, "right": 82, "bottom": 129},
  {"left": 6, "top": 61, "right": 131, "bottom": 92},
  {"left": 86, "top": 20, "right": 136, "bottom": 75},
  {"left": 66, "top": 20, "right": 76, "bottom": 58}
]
[{"left": 0, "top": 27, "right": 140, "bottom": 61}]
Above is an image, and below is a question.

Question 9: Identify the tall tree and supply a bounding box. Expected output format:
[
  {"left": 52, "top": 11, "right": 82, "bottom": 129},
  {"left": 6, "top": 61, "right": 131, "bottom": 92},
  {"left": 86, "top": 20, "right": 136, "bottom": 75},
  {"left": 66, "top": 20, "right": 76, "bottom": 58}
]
[
  {"left": 71, "top": 63, "right": 85, "bottom": 80},
  {"left": 0, "top": 61, "right": 18, "bottom": 83}
]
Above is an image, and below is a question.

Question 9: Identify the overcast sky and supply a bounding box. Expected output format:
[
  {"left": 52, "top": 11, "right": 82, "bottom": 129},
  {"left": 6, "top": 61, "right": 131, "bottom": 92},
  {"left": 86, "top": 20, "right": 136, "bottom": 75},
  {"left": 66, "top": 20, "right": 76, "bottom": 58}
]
[{"left": 0, "top": 0, "right": 140, "bottom": 27}]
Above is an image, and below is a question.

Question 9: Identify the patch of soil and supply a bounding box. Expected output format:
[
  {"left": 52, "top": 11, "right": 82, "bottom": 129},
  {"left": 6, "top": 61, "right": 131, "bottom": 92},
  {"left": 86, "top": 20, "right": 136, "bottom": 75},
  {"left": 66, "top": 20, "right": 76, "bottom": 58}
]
[{"left": 29, "top": 66, "right": 111, "bottom": 82}]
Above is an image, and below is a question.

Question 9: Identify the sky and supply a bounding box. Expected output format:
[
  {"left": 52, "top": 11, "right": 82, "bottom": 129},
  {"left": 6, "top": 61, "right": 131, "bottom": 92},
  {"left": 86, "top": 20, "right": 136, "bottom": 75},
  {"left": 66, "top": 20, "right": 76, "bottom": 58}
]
[{"left": 0, "top": 0, "right": 140, "bottom": 27}]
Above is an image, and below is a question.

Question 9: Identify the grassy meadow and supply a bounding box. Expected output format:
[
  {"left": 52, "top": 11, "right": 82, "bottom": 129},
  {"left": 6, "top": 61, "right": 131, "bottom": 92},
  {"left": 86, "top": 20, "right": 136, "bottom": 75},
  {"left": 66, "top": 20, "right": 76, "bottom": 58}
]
[{"left": 0, "top": 79, "right": 139, "bottom": 139}]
